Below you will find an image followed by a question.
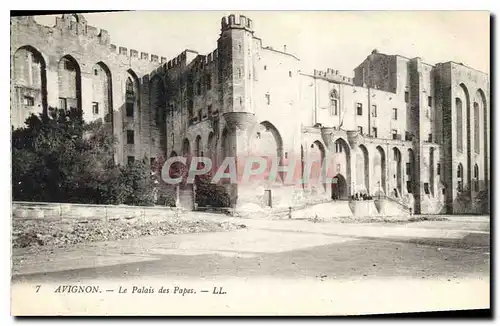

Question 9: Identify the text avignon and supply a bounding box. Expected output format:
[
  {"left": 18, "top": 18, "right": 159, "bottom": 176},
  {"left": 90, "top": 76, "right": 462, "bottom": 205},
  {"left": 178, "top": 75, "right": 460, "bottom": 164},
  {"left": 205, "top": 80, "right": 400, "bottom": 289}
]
[{"left": 54, "top": 285, "right": 100, "bottom": 293}]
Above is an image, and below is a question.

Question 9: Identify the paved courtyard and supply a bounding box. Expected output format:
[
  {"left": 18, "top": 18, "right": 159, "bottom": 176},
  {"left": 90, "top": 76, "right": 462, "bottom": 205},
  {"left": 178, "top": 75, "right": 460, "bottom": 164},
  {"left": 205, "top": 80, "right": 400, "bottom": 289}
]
[{"left": 11, "top": 214, "right": 490, "bottom": 315}]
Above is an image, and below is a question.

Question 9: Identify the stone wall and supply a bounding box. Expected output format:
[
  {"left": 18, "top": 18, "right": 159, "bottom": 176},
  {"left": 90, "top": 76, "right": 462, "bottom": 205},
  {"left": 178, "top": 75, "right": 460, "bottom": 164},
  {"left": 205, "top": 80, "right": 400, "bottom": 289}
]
[{"left": 12, "top": 201, "right": 184, "bottom": 221}]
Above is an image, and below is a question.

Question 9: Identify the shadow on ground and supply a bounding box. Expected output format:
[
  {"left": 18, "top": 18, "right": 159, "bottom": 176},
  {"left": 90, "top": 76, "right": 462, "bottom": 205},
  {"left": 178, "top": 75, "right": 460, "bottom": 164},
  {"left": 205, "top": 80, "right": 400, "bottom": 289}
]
[{"left": 12, "top": 232, "right": 490, "bottom": 284}]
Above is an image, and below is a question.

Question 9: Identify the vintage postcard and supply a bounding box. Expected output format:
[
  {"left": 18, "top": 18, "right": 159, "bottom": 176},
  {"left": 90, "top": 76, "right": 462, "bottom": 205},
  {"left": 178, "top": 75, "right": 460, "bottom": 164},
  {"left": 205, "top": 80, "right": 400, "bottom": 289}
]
[{"left": 10, "top": 11, "right": 490, "bottom": 316}]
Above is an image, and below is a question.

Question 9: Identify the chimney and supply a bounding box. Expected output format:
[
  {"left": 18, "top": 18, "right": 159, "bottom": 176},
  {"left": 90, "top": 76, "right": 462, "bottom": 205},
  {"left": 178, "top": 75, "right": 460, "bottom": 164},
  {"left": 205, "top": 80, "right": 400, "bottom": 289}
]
[{"left": 283, "top": 45, "right": 287, "bottom": 53}]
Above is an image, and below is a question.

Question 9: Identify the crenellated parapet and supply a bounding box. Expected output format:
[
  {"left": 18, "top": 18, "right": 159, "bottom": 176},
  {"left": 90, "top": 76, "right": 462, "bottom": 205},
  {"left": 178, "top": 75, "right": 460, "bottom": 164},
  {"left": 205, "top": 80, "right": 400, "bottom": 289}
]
[
  {"left": 12, "top": 14, "right": 110, "bottom": 46},
  {"left": 314, "top": 68, "right": 354, "bottom": 84},
  {"left": 12, "top": 14, "right": 167, "bottom": 65},
  {"left": 221, "top": 14, "right": 253, "bottom": 32}
]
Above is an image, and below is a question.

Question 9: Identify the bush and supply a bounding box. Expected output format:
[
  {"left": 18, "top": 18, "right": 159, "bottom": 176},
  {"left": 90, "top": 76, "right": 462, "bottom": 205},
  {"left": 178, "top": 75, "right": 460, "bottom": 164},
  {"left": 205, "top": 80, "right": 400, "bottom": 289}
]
[
  {"left": 12, "top": 107, "right": 154, "bottom": 206},
  {"left": 194, "top": 173, "right": 231, "bottom": 208}
]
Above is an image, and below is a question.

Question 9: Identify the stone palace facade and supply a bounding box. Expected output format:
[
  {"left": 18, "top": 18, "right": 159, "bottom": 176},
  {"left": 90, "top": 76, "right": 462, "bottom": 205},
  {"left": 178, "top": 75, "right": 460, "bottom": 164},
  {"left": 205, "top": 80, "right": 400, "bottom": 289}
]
[{"left": 10, "top": 13, "right": 490, "bottom": 214}]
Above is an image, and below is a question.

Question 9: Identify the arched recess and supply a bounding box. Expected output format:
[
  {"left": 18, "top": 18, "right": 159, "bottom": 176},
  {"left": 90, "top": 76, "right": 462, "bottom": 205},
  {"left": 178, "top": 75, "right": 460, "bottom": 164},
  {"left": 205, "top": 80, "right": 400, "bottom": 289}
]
[
  {"left": 182, "top": 138, "right": 191, "bottom": 158},
  {"left": 12, "top": 45, "right": 48, "bottom": 125},
  {"left": 125, "top": 69, "right": 140, "bottom": 119},
  {"left": 195, "top": 135, "right": 202, "bottom": 157},
  {"left": 473, "top": 163, "right": 480, "bottom": 192},
  {"left": 455, "top": 97, "right": 464, "bottom": 152},
  {"left": 221, "top": 127, "right": 232, "bottom": 159},
  {"left": 458, "top": 83, "right": 472, "bottom": 188},
  {"left": 429, "top": 147, "right": 435, "bottom": 196},
  {"left": 91, "top": 62, "right": 113, "bottom": 125},
  {"left": 207, "top": 132, "right": 216, "bottom": 163},
  {"left": 249, "top": 121, "right": 284, "bottom": 158},
  {"left": 473, "top": 101, "right": 480, "bottom": 154},
  {"left": 310, "top": 140, "right": 326, "bottom": 190},
  {"left": 407, "top": 148, "right": 415, "bottom": 195},
  {"left": 457, "top": 163, "right": 464, "bottom": 192},
  {"left": 373, "top": 145, "right": 386, "bottom": 197},
  {"left": 249, "top": 121, "right": 284, "bottom": 183},
  {"left": 169, "top": 151, "right": 178, "bottom": 158},
  {"left": 332, "top": 173, "right": 348, "bottom": 200},
  {"left": 356, "top": 144, "right": 369, "bottom": 194},
  {"left": 150, "top": 76, "right": 167, "bottom": 156},
  {"left": 58, "top": 55, "right": 81, "bottom": 110},
  {"left": 150, "top": 76, "right": 166, "bottom": 127},
  {"left": 476, "top": 88, "right": 488, "bottom": 186},
  {"left": 392, "top": 147, "right": 402, "bottom": 197},
  {"left": 332, "top": 138, "right": 351, "bottom": 196}
]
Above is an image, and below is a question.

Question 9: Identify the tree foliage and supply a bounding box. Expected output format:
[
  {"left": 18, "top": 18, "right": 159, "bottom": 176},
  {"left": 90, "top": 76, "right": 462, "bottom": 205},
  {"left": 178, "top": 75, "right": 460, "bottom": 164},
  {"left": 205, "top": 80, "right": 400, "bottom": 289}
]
[
  {"left": 194, "top": 170, "right": 230, "bottom": 208},
  {"left": 12, "top": 107, "right": 154, "bottom": 205}
]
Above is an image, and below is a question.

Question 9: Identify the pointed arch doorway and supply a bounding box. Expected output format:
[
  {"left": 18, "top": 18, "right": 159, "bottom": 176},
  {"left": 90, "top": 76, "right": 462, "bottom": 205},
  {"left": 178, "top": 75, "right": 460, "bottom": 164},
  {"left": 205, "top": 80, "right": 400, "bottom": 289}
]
[{"left": 332, "top": 174, "right": 348, "bottom": 200}]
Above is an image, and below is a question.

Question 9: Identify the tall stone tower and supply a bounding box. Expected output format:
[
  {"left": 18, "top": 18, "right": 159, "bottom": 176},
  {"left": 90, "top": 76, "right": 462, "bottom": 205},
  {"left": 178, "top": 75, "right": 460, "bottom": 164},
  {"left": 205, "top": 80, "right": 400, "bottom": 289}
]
[{"left": 217, "top": 14, "right": 258, "bottom": 207}]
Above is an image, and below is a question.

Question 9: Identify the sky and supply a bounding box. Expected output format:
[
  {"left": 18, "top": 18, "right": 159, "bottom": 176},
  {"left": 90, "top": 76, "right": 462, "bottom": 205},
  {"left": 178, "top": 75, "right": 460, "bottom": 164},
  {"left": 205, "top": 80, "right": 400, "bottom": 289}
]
[{"left": 34, "top": 11, "right": 490, "bottom": 76}]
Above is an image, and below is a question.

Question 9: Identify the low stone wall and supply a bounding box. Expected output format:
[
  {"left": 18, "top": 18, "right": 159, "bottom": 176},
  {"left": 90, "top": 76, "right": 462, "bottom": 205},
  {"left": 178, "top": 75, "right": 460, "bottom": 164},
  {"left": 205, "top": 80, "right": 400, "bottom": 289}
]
[
  {"left": 12, "top": 202, "right": 185, "bottom": 222},
  {"left": 348, "top": 200, "right": 380, "bottom": 217}
]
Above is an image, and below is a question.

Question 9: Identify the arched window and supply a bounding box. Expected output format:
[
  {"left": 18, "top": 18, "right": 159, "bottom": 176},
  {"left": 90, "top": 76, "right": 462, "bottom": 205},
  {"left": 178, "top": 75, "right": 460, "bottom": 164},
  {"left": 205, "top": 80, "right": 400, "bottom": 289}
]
[
  {"left": 474, "top": 164, "right": 479, "bottom": 192},
  {"left": 330, "top": 89, "right": 339, "bottom": 116},
  {"left": 457, "top": 164, "right": 464, "bottom": 192},
  {"left": 125, "top": 77, "right": 135, "bottom": 117},
  {"left": 474, "top": 102, "right": 480, "bottom": 154},
  {"left": 195, "top": 135, "right": 202, "bottom": 157},
  {"left": 455, "top": 98, "right": 463, "bottom": 152}
]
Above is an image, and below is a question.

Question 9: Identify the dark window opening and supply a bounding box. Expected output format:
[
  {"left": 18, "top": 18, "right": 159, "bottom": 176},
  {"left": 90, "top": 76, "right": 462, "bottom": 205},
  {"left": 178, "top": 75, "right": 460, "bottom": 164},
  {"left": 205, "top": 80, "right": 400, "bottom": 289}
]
[
  {"left": 331, "top": 99, "right": 338, "bottom": 115},
  {"left": 64, "top": 59, "right": 76, "bottom": 71},
  {"left": 127, "top": 130, "right": 135, "bottom": 145},
  {"left": 372, "top": 127, "right": 378, "bottom": 138},
  {"left": 58, "top": 98, "right": 67, "bottom": 110},
  {"left": 437, "top": 163, "right": 441, "bottom": 175},
  {"left": 126, "top": 102, "right": 134, "bottom": 117},
  {"left": 357, "top": 126, "right": 363, "bottom": 134},
  {"left": 371, "top": 104, "right": 377, "bottom": 117},
  {"left": 265, "top": 93, "right": 271, "bottom": 105},
  {"left": 92, "top": 102, "right": 99, "bottom": 115},
  {"left": 405, "top": 91, "right": 409, "bottom": 103},
  {"left": 356, "top": 103, "right": 363, "bottom": 116},
  {"left": 127, "top": 156, "right": 135, "bottom": 164},
  {"left": 407, "top": 181, "right": 412, "bottom": 194},
  {"left": 428, "top": 96, "right": 432, "bottom": 107},
  {"left": 23, "top": 96, "right": 34, "bottom": 106},
  {"left": 392, "top": 108, "right": 398, "bottom": 120},
  {"left": 424, "top": 183, "right": 430, "bottom": 194}
]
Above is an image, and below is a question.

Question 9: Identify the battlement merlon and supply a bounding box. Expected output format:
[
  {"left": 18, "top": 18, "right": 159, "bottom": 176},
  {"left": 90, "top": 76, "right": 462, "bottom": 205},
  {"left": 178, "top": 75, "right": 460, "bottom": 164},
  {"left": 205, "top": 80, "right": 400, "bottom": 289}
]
[
  {"left": 313, "top": 69, "right": 354, "bottom": 84},
  {"left": 221, "top": 14, "right": 253, "bottom": 32}
]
